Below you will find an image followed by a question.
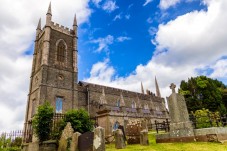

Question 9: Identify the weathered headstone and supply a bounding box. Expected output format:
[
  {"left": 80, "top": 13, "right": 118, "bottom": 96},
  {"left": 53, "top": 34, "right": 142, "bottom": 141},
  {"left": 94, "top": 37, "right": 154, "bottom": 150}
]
[
  {"left": 78, "top": 132, "right": 94, "bottom": 151},
  {"left": 93, "top": 127, "right": 105, "bottom": 151},
  {"left": 168, "top": 83, "right": 194, "bottom": 140},
  {"left": 58, "top": 122, "right": 74, "bottom": 151},
  {"left": 114, "top": 129, "right": 126, "bottom": 149},
  {"left": 141, "top": 119, "right": 148, "bottom": 131},
  {"left": 140, "top": 130, "right": 149, "bottom": 146},
  {"left": 126, "top": 120, "right": 141, "bottom": 144},
  {"left": 70, "top": 132, "right": 81, "bottom": 151}
]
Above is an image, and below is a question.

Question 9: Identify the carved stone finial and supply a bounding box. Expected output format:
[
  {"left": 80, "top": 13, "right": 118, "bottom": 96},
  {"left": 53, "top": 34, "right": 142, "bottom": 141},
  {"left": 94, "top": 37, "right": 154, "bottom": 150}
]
[{"left": 170, "top": 83, "right": 176, "bottom": 93}]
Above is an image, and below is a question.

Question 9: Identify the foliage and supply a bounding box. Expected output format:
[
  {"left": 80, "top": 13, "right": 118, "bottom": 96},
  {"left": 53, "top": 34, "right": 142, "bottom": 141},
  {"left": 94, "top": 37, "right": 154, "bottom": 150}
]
[
  {"left": 0, "top": 135, "right": 21, "bottom": 151},
  {"left": 10, "top": 137, "right": 22, "bottom": 147},
  {"left": 190, "top": 108, "right": 222, "bottom": 128},
  {"left": 62, "top": 109, "right": 94, "bottom": 134},
  {"left": 32, "top": 102, "right": 54, "bottom": 142},
  {"left": 50, "top": 120, "right": 65, "bottom": 140},
  {"left": 179, "top": 76, "right": 226, "bottom": 114}
]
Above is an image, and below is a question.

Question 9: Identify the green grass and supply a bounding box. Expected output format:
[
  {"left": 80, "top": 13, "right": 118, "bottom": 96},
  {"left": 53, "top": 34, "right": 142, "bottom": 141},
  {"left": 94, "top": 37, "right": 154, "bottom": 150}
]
[{"left": 106, "top": 131, "right": 227, "bottom": 151}]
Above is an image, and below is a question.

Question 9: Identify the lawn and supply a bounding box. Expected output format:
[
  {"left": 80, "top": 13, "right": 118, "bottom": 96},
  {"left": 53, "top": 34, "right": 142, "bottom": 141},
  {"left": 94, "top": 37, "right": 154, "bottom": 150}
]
[{"left": 106, "top": 131, "right": 227, "bottom": 151}]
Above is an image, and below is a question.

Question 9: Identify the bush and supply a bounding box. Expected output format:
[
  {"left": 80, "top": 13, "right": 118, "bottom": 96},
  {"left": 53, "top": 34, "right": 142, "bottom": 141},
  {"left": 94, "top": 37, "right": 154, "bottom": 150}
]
[
  {"left": 62, "top": 109, "right": 94, "bottom": 134},
  {"left": 192, "top": 108, "right": 222, "bottom": 128},
  {"left": 32, "top": 102, "right": 54, "bottom": 142}
]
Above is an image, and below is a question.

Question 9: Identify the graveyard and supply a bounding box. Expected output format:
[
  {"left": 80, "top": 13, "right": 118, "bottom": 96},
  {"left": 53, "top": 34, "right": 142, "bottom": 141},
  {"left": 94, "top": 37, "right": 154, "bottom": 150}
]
[{"left": 106, "top": 131, "right": 227, "bottom": 151}]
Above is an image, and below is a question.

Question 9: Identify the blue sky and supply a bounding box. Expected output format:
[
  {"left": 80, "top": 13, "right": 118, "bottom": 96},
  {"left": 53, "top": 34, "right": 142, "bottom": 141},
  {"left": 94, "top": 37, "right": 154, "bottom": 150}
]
[
  {"left": 78, "top": 0, "right": 207, "bottom": 79},
  {"left": 0, "top": 0, "right": 227, "bottom": 131}
]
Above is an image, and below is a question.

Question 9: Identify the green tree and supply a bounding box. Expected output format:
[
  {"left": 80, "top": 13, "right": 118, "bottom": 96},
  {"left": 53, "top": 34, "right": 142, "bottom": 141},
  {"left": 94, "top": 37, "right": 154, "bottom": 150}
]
[
  {"left": 179, "top": 76, "right": 226, "bottom": 114},
  {"left": 32, "top": 102, "right": 54, "bottom": 142}
]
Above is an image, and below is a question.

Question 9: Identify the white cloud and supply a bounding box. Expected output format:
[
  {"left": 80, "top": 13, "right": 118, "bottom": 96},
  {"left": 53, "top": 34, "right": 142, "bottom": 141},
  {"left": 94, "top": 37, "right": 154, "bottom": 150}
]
[
  {"left": 0, "top": 0, "right": 91, "bottom": 131},
  {"left": 91, "top": 35, "right": 114, "bottom": 53},
  {"left": 159, "top": 0, "right": 181, "bottom": 9},
  {"left": 113, "top": 14, "right": 122, "bottom": 21},
  {"left": 102, "top": 0, "right": 119, "bottom": 13},
  {"left": 209, "top": 59, "right": 227, "bottom": 78},
  {"left": 125, "top": 14, "right": 131, "bottom": 20},
  {"left": 117, "top": 36, "right": 131, "bottom": 42},
  {"left": 143, "top": 0, "right": 153, "bottom": 6},
  {"left": 92, "top": 0, "right": 103, "bottom": 7},
  {"left": 147, "top": 17, "right": 153, "bottom": 23},
  {"left": 148, "top": 27, "right": 157, "bottom": 36}
]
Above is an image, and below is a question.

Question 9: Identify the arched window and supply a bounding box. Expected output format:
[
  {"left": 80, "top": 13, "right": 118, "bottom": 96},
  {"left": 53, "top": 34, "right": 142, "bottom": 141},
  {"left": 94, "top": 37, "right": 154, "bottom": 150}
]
[
  {"left": 57, "top": 41, "right": 66, "bottom": 62},
  {"left": 132, "top": 101, "right": 136, "bottom": 108},
  {"left": 56, "top": 97, "right": 63, "bottom": 113},
  {"left": 116, "top": 100, "right": 120, "bottom": 107}
]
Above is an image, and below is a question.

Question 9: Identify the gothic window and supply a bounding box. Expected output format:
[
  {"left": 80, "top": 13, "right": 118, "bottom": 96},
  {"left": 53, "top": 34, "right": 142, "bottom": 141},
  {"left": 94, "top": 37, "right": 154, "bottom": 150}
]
[
  {"left": 144, "top": 104, "right": 148, "bottom": 110},
  {"left": 116, "top": 100, "right": 120, "bottom": 107},
  {"left": 113, "top": 121, "right": 119, "bottom": 130},
  {"left": 132, "top": 101, "right": 136, "bottom": 108},
  {"left": 56, "top": 97, "right": 63, "bottom": 113},
  {"left": 57, "top": 41, "right": 66, "bottom": 62}
]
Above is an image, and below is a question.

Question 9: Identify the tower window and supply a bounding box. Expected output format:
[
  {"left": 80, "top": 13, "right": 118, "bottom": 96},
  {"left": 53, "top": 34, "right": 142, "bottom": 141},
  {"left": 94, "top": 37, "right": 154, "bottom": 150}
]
[
  {"left": 57, "top": 41, "right": 65, "bottom": 62},
  {"left": 56, "top": 97, "right": 63, "bottom": 113},
  {"left": 31, "top": 99, "right": 36, "bottom": 116}
]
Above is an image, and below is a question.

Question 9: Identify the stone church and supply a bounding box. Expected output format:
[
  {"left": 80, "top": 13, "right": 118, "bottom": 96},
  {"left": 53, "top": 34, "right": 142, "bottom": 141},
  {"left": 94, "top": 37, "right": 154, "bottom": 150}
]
[{"left": 23, "top": 3, "right": 169, "bottom": 138}]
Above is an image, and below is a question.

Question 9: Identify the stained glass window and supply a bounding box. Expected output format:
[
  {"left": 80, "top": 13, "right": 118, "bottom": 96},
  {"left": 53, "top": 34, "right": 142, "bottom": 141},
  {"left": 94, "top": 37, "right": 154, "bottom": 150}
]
[{"left": 56, "top": 97, "right": 63, "bottom": 113}]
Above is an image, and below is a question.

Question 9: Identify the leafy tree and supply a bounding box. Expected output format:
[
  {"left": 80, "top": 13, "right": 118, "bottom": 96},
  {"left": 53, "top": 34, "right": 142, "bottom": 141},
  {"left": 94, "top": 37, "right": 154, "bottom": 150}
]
[
  {"left": 62, "top": 109, "right": 94, "bottom": 134},
  {"left": 32, "top": 102, "right": 54, "bottom": 142},
  {"left": 179, "top": 76, "right": 226, "bottom": 114}
]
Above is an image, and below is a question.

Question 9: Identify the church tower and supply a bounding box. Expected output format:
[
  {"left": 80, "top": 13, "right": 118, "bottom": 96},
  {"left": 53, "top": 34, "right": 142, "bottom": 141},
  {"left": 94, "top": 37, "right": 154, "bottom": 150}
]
[{"left": 24, "top": 3, "right": 78, "bottom": 126}]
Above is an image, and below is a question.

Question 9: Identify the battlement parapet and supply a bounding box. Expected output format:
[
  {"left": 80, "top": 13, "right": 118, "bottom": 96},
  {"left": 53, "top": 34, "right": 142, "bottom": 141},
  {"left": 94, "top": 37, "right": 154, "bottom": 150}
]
[{"left": 50, "top": 21, "right": 74, "bottom": 36}]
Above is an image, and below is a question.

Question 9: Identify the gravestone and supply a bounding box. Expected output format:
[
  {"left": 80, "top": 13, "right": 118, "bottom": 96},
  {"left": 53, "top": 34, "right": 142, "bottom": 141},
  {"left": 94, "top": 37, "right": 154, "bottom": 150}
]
[
  {"left": 126, "top": 121, "right": 141, "bottom": 144},
  {"left": 141, "top": 119, "right": 148, "bottom": 131},
  {"left": 140, "top": 130, "right": 149, "bottom": 146},
  {"left": 78, "top": 132, "right": 94, "bottom": 151},
  {"left": 93, "top": 127, "right": 105, "bottom": 151},
  {"left": 114, "top": 129, "right": 126, "bottom": 149},
  {"left": 58, "top": 122, "right": 74, "bottom": 151},
  {"left": 70, "top": 132, "right": 81, "bottom": 151},
  {"left": 156, "top": 83, "right": 195, "bottom": 143},
  {"left": 168, "top": 83, "right": 194, "bottom": 140}
]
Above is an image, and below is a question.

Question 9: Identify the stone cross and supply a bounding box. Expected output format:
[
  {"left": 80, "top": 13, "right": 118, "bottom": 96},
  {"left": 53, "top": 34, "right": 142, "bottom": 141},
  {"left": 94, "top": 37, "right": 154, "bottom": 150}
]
[{"left": 170, "top": 83, "right": 176, "bottom": 93}]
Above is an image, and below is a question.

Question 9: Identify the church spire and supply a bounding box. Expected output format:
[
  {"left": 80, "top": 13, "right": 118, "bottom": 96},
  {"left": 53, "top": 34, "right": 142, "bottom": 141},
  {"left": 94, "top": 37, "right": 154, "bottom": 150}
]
[
  {"left": 73, "top": 13, "right": 78, "bottom": 35},
  {"left": 155, "top": 76, "right": 161, "bottom": 97},
  {"left": 46, "top": 2, "right": 52, "bottom": 25},
  {"left": 47, "top": 2, "right": 52, "bottom": 15},
  {"left": 141, "top": 82, "right": 144, "bottom": 94},
  {"left": 36, "top": 18, "right": 41, "bottom": 30},
  {"left": 73, "top": 14, "right": 77, "bottom": 26}
]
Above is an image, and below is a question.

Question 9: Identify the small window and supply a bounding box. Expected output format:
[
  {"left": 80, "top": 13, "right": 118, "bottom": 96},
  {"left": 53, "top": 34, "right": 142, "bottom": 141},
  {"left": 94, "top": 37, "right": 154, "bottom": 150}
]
[
  {"left": 56, "top": 97, "right": 63, "bottom": 113},
  {"left": 32, "top": 99, "right": 36, "bottom": 116},
  {"left": 113, "top": 121, "right": 119, "bottom": 130},
  {"left": 132, "top": 101, "right": 136, "bottom": 108},
  {"left": 57, "top": 41, "right": 65, "bottom": 62},
  {"left": 116, "top": 100, "right": 120, "bottom": 107}
]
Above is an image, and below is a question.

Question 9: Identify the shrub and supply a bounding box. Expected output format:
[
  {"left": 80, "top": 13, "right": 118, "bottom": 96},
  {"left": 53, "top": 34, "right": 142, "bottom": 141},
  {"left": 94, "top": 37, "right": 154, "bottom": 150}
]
[
  {"left": 32, "top": 102, "right": 54, "bottom": 142},
  {"left": 62, "top": 109, "right": 94, "bottom": 134},
  {"left": 192, "top": 108, "right": 222, "bottom": 128}
]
